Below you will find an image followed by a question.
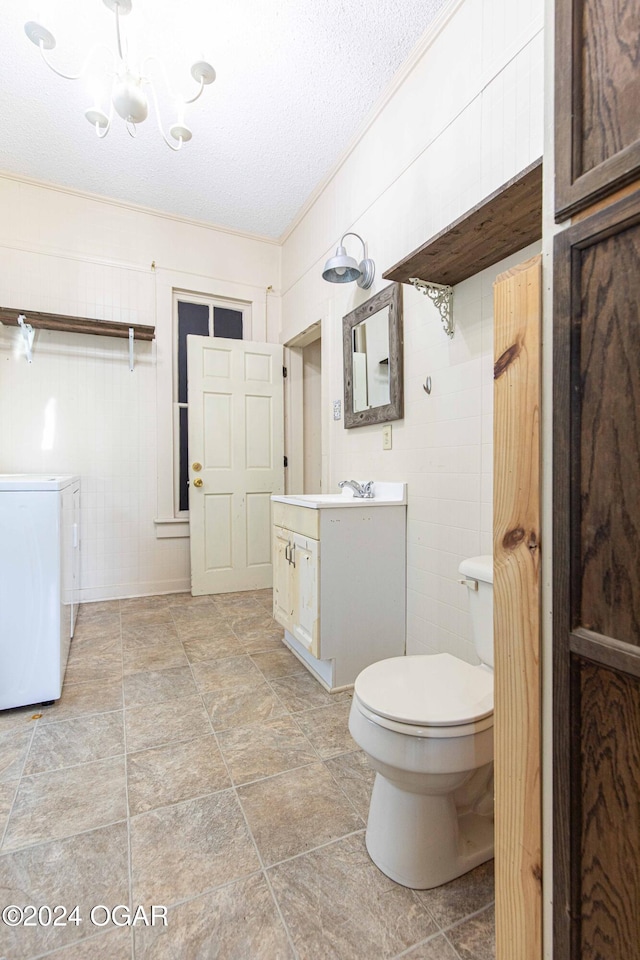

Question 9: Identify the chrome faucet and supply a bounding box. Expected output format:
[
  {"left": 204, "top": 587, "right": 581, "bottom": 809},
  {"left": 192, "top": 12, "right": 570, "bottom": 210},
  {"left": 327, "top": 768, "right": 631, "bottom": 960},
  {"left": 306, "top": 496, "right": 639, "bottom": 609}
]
[{"left": 338, "top": 479, "right": 374, "bottom": 499}]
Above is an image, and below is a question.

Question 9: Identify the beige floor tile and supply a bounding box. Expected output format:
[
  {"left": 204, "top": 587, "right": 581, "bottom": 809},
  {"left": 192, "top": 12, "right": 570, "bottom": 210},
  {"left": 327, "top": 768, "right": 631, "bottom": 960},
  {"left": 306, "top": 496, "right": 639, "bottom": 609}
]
[
  {"left": 0, "top": 778, "right": 18, "bottom": 839},
  {"left": 123, "top": 639, "right": 189, "bottom": 676},
  {"left": 121, "top": 621, "right": 179, "bottom": 645},
  {"left": 212, "top": 596, "right": 265, "bottom": 619},
  {"left": 127, "top": 734, "right": 230, "bottom": 814},
  {"left": 182, "top": 630, "right": 245, "bottom": 662},
  {"left": 123, "top": 665, "right": 197, "bottom": 708},
  {"left": 190, "top": 654, "right": 262, "bottom": 693},
  {"left": 125, "top": 695, "right": 212, "bottom": 753},
  {"left": 415, "top": 861, "right": 495, "bottom": 929},
  {"left": 120, "top": 596, "right": 170, "bottom": 613},
  {"left": 0, "top": 821, "right": 129, "bottom": 959},
  {"left": 130, "top": 790, "right": 260, "bottom": 906},
  {"left": 238, "top": 763, "right": 362, "bottom": 866},
  {"left": 171, "top": 603, "right": 223, "bottom": 625},
  {"left": 120, "top": 606, "right": 173, "bottom": 628},
  {"left": 76, "top": 599, "right": 121, "bottom": 619},
  {"left": 2, "top": 756, "right": 127, "bottom": 852},
  {"left": 64, "top": 649, "right": 123, "bottom": 685},
  {"left": 0, "top": 727, "right": 33, "bottom": 782},
  {"left": 135, "top": 873, "right": 293, "bottom": 960},
  {"left": 203, "top": 678, "right": 287, "bottom": 731},
  {"left": 268, "top": 832, "right": 437, "bottom": 960},
  {"left": 250, "top": 648, "right": 306, "bottom": 680},
  {"left": 270, "top": 672, "right": 352, "bottom": 713},
  {"left": 174, "top": 617, "right": 234, "bottom": 642},
  {"left": 39, "top": 927, "right": 133, "bottom": 960},
  {"left": 398, "top": 933, "right": 462, "bottom": 960},
  {"left": 71, "top": 615, "right": 121, "bottom": 641},
  {"left": 165, "top": 592, "right": 216, "bottom": 608},
  {"left": 68, "top": 634, "right": 122, "bottom": 661},
  {"left": 24, "top": 711, "right": 124, "bottom": 775},
  {"left": 39, "top": 677, "right": 123, "bottom": 724},
  {"left": 446, "top": 904, "right": 495, "bottom": 959},
  {"left": 218, "top": 715, "right": 317, "bottom": 785},
  {"left": 324, "top": 750, "right": 375, "bottom": 820},
  {"left": 294, "top": 702, "right": 356, "bottom": 759},
  {"left": 230, "top": 612, "right": 282, "bottom": 642},
  {"left": 0, "top": 704, "right": 41, "bottom": 733}
]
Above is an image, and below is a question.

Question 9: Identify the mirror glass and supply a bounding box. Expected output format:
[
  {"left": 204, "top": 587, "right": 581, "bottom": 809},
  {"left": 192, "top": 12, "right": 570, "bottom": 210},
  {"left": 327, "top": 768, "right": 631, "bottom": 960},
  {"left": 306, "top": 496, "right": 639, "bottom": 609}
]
[
  {"left": 352, "top": 307, "right": 391, "bottom": 412},
  {"left": 343, "top": 283, "right": 403, "bottom": 428}
]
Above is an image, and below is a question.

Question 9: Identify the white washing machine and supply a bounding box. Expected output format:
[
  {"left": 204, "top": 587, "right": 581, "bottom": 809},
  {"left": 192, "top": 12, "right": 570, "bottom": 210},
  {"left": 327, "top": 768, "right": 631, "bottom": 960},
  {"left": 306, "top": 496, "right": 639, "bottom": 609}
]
[{"left": 0, "top": 474, "right": 80, "bottom": 710}]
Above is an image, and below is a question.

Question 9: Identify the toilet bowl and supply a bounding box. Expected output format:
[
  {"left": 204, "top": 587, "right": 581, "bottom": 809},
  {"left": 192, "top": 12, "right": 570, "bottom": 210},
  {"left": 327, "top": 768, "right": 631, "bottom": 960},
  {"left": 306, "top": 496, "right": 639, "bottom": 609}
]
[{"left": 348, "top": 555, "right": 494, "bottom": 890}]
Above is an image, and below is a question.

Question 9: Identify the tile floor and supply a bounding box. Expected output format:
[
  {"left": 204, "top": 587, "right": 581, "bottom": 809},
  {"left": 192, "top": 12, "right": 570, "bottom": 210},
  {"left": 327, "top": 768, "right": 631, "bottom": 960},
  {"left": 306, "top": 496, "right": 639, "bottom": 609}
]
[{"left": 0, "top": 590, "right": 495, "bottom": 960}]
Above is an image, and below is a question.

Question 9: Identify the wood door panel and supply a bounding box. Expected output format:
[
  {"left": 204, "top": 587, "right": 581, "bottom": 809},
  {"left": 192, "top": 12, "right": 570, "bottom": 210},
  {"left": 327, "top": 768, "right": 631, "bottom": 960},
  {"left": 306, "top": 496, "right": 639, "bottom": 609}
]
[
  {"left": 578, "top": 224, "right": 640, "bottom": 646},
  {"left": 554, "top": 188, "right": 640, "bottom": 958},
  {"left": 555, "top": 0, "right": 640, "bottom": 219},
  {"left": 577, "top": 658, "right": 640, "bottom": 960}
]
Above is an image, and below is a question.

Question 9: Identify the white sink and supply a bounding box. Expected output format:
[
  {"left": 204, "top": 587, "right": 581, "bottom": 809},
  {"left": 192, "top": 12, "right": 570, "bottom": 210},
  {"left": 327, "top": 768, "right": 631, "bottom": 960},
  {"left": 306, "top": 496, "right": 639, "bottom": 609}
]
[{"left": 271, "top": 482, "right": 406, "bottom": 509}]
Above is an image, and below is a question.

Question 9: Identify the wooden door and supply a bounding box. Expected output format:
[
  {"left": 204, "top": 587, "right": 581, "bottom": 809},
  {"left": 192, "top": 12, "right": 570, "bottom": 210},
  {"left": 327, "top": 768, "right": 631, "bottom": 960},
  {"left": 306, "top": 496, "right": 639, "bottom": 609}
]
[
  {"left": 273, "top": 526, "right": 294, "bottom": 630},
  {"left": 553, "top": 190, "right": 640, "bottom": 960},
  {"left": 187, "top": 336, "right": 284, "bottom": 595},
  {"left": 555, "top": 0, "right": 640, "bottom": 220},
  {"left": 290, "top": 532, "right": 320, "bottom": 657}
]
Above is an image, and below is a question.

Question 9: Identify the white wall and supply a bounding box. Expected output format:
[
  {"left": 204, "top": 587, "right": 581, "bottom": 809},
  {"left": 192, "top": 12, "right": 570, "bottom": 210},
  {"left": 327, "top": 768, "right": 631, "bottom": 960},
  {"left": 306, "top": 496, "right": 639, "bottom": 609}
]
[
  {"left": 0, "top": 175, "right": 280, "bottom": 601},
  {"left": 281, "top": 0, "right": 544, "bottom": 662}
]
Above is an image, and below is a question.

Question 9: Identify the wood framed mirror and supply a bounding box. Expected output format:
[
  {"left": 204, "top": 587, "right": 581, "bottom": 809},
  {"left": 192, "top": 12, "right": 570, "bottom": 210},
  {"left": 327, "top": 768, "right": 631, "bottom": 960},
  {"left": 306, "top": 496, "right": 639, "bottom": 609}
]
[{"left": 342, "top": 282, "right": 403, "bottom": 428}]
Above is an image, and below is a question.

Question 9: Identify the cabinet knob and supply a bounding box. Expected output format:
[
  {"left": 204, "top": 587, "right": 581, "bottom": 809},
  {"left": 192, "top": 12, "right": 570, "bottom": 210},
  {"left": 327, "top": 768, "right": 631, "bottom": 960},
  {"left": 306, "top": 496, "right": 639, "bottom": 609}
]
[{"left": 193, "top": 477, "right": 204, "bottom": 488}]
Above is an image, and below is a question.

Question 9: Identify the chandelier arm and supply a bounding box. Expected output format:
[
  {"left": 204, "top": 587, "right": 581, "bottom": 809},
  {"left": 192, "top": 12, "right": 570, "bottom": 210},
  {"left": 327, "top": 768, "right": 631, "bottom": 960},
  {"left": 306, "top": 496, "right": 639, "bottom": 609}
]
[
  {"left": 142, "top": 56, "right": 177, "bottom": 100},
  {"left": 148, "top": 79, "right": 183, "bottom": 151},
  {"left": 114, "top": 4, "right": 125, "bottom": 61},
  {"left": 38, "top": 41, "right": 114, "bottom": 82},
  {"left": 184, "top": 76, "right": 205, "bottom": 105}
]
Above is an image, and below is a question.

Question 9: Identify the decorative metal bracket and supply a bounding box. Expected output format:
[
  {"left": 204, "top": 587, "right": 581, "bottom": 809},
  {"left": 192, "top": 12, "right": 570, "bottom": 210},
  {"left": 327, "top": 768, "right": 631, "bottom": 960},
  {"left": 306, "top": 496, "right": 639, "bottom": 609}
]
[
  {"left": 409, "top": 279, "right": 454, "bottom": 339},
  {"left": 129, "top": 326, "right": 135, "bottom": 372},
  {"left": 17, "top": 314, "right": 35, "bottom": 363}
]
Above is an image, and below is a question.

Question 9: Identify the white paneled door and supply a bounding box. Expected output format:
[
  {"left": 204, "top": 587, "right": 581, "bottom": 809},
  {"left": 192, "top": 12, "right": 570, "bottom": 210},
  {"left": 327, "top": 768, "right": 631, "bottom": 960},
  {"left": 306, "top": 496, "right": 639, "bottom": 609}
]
[{"left": 187, "top": 336, "right": 284, "bottom": 595}]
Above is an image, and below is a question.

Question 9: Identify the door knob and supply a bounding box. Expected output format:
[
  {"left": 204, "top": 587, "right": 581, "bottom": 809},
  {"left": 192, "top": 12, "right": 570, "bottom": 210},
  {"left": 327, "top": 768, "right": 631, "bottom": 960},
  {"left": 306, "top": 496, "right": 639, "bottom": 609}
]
[
  {"left": 193, "top": 477, "right": 203, "bottom": 488},
  {"left": 192, "top": 462, "right": 202, "bottom": 472}
]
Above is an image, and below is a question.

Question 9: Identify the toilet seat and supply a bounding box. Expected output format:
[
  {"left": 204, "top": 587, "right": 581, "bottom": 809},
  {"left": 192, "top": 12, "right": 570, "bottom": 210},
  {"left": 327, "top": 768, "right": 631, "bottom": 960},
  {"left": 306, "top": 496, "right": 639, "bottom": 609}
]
[{"left": 353, "top": 653, "right": 494, "bottom": 739}]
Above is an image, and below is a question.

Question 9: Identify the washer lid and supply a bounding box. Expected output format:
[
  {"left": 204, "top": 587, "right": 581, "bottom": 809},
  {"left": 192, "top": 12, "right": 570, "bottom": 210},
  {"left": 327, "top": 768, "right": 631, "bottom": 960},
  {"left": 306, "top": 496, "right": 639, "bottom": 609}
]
[
  {"left": 0, "top": 473, "right": 78, "bottom": 491},
  {"left": 354, "top": 653, "right": 494, "bottom": 727}
]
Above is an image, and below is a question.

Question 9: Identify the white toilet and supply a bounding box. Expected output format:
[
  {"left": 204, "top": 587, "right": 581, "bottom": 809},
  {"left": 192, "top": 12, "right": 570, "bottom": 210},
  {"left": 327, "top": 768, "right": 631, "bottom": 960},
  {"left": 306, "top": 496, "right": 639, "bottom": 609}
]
[{"left": 348, "top": 555, "right": 494, "bottom": 890}]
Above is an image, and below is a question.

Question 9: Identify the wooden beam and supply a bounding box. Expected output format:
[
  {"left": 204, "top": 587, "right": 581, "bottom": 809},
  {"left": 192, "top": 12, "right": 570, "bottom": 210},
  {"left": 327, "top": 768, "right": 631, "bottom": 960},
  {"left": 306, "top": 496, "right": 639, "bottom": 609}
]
[
  {"left": 0, "top": 307, "right": 155, "bottom": 341},
  {"left": 493, "top": 255, "right": 542, "bottom": 960},
  {"left": 383, "top": 158, "right": 542, "bottom": 287}
]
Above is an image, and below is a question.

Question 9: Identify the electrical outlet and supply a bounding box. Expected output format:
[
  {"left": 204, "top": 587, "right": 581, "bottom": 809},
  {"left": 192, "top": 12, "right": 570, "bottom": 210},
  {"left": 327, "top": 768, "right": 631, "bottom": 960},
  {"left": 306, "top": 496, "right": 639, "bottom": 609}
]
[
  {"left": 333, "top": 400, "right": 341, "bottom": 421},
  {"left": 382, "top": 424, "right": 392, "bottom": 450}
]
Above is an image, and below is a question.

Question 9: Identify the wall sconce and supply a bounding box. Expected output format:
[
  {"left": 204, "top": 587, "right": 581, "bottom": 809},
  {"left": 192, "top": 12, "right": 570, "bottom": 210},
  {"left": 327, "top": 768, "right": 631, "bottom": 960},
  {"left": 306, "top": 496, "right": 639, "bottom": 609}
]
[{"left": 322, "top": 232, "right": 375, "bottom": 289}]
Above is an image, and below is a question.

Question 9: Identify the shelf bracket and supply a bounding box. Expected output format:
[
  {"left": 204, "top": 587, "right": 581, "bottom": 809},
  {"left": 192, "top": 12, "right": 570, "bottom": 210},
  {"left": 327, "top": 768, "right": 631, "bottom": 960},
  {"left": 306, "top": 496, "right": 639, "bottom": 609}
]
[
  {"left": 129, "top": 327, "right": 134, "bottom": 372},
  {"left": 17, "top": 314, "right": 35, "bottom": 363},
  {"left": 409, "top": 279, "right": 454, "bottom": 339}
]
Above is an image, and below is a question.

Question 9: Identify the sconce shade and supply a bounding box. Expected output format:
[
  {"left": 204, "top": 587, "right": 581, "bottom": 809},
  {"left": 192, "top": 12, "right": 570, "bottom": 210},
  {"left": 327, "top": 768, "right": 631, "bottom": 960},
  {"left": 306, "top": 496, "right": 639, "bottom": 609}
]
[
  {"left": 322, "top": 246, "right": 362, "bottom": 283},
  {"left": 322, "top": 233, "right": 375, "bottom": 289}
]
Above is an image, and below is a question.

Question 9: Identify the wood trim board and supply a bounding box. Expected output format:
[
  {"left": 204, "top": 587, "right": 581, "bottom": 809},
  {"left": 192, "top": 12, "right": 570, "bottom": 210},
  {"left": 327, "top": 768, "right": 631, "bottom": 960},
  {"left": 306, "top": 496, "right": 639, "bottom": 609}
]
[
  {"left": 0, "top": 307, "right": 155, "bottom": 341},
  {"left": 493, "top": 254, "right": 542, "bottom": 960}
]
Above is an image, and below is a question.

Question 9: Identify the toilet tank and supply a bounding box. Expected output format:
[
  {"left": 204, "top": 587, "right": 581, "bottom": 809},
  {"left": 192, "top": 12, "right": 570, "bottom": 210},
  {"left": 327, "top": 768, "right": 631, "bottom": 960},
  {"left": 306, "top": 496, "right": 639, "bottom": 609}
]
[{"left": 458, "top": 555, "right": 493, "bottom": 669}]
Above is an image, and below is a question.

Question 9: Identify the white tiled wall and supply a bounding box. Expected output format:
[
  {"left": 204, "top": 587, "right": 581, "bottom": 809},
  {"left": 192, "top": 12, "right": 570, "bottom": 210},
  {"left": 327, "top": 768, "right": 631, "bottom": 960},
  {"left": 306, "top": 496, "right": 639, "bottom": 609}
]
[
  {"left": 281, "top": 0, "right": 544, "bottom": 663},
  {"left": 0, "top": 178, "right": 279, "bottom": 600}
]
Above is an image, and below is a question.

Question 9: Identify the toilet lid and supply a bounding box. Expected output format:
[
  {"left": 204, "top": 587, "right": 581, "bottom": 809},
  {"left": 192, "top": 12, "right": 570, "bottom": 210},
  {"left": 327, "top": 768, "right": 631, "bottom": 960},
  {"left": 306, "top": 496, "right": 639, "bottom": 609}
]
[{"left": 354, "top": 653, "right": 493, "bottom": 727}]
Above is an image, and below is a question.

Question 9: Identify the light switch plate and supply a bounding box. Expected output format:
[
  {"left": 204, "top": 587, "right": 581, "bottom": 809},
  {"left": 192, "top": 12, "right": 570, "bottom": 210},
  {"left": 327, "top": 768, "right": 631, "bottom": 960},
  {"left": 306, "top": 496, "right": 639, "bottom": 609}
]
[
  {"left": 382, "top": 424, "right": 392, "bottom": 450},
  {"left": 333, "top": 400, "right": 341, "bottom": 421}
]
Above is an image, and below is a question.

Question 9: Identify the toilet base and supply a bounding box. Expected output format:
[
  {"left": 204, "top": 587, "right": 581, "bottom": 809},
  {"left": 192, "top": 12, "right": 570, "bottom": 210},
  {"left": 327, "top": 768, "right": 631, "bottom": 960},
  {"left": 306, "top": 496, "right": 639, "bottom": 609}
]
[{"left": 365, "top": 772, "right": 494, "bottom": 889}]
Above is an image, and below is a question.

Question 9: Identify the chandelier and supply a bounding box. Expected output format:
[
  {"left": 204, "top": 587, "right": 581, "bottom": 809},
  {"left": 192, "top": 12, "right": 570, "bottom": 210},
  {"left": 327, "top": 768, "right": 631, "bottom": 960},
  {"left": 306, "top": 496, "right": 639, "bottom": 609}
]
[{"left": 24, "top": 0, "right": 216, "bottom": 151}]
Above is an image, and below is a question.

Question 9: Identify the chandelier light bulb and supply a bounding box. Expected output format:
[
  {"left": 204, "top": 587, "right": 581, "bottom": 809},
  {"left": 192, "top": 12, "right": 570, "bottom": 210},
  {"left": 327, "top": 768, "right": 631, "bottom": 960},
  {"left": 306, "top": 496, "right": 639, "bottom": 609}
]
[{"left": 24, "top": 0, "right": 216, "bottom": 152}]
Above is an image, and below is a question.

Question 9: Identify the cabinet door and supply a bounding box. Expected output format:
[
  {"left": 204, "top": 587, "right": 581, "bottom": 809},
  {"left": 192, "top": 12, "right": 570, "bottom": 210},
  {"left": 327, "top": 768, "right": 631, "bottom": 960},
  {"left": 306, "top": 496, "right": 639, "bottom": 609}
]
[
  {"left": 290, "top": 533, "right": 320, "bottom": 658},
  {"left": 272, "top": 526, "right": 294, "bottom": 631}
]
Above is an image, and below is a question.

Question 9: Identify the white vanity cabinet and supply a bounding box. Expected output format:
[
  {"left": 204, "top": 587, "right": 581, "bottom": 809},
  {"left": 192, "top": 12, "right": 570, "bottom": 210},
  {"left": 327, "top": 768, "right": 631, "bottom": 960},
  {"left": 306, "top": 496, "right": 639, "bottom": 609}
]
[{"left": 271, "top": 485, "right": 406, "bottom": 691}]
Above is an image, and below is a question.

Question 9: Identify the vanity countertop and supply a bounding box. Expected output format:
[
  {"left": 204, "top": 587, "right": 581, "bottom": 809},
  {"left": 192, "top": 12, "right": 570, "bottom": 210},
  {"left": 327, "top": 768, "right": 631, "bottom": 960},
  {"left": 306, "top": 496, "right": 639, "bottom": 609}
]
[{"left": 271, "top": 482, "right": 406, "bottom": 510}]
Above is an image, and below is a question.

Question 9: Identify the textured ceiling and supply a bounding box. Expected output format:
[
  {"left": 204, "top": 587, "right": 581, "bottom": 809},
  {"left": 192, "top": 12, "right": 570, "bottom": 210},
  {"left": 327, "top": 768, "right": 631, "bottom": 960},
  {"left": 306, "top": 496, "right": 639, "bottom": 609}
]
[{"left": 1, "top": 0, "right": 449, "bottom": 239}]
